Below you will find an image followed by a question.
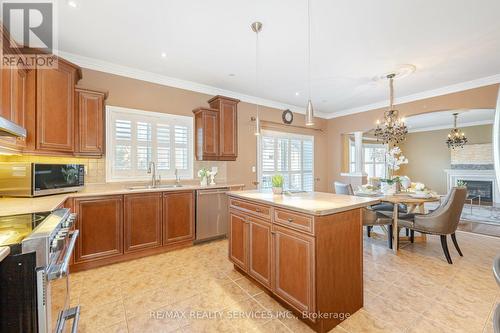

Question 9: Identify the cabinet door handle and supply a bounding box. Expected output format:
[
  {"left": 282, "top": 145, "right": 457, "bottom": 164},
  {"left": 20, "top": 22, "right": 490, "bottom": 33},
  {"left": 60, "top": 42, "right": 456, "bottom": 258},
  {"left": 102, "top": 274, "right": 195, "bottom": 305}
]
[{"left": 287, "top": 218, "right": 294, "bottom": 223}]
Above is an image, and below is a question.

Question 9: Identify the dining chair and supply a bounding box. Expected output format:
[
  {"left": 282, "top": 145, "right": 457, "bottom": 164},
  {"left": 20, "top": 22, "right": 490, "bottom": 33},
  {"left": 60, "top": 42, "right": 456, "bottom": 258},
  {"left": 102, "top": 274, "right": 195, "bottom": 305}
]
[
  {"left": 397, "top": 187, "right": 467, "bottom": 264},
  {"left": 334, "top": 181, "right": 394, "bottom": 247}
]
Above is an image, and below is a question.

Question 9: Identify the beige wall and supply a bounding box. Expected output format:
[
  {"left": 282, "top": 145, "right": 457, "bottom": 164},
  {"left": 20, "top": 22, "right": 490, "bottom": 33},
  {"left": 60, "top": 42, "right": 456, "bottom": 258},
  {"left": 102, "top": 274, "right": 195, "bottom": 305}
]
[
  {"left": 397, "top": 124, "right": 493, "bottom": 194},
  {"left": 74, "top": 69, "right": 328, "bottom": 190},
  {"left": 327, "top": 84, "right": 500, "bottom": 192}
]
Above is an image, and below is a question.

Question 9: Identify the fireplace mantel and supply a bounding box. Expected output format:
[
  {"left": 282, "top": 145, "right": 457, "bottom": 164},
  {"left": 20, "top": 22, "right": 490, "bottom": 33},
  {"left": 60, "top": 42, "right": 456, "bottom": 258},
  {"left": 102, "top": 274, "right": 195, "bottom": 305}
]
[{"left": 444, "top": 169, "right": 500, "bottom": 204}]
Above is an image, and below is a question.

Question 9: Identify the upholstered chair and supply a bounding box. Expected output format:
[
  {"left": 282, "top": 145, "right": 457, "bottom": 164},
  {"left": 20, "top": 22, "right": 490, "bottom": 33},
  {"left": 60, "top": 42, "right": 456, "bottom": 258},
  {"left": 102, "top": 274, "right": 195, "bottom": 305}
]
[
  {"left": 398, "top": 187, "right": 467, "bottom": 264},
  {"left": 334, "top": 182, "right": 394, "bottom": 248}
]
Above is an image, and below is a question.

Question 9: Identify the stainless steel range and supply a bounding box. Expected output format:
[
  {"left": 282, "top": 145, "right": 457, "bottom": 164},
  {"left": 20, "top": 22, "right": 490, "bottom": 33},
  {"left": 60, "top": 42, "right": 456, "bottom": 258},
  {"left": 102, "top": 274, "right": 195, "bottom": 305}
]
[{"left": 0, "top": 208, "right": 80, "bottom": 333}]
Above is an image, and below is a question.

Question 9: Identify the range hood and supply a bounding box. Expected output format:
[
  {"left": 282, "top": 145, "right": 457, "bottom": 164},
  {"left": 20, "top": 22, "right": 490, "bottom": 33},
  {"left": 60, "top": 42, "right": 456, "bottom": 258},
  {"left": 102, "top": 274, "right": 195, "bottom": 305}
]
[{"left": 0, "top": 116, "right": 26, "bottom": 138}]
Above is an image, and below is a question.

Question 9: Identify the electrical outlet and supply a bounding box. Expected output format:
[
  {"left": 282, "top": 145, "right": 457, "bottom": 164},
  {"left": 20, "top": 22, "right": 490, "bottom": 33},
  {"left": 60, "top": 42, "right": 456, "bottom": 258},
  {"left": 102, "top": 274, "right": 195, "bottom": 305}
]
[{"left": 252, "top": 166, "right": 256, "bottom": 173}]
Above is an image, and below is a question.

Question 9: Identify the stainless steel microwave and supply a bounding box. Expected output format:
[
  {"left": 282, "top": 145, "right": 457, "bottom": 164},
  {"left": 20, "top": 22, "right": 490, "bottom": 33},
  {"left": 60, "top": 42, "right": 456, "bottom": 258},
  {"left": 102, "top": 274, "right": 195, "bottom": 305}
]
[{"left": 0, "top": 163, "right": 85, "bottom": 197}]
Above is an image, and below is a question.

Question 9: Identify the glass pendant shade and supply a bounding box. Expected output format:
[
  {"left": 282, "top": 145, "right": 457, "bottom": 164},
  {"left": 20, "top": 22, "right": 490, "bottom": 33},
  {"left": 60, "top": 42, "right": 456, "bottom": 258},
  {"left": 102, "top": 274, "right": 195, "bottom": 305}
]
[
  {"left": 305, "top": 100, "right": 314, "bottom": 126},
  {"left": 254, "top": 113, "right": 261, "bottom": 136}
]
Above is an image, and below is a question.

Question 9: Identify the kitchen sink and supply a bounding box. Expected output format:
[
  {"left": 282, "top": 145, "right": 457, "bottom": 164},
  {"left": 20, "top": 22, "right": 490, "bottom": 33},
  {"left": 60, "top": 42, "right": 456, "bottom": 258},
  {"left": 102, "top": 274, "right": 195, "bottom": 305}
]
[{"left": 127, "top": 184, "right": 183, "bottom": 190}]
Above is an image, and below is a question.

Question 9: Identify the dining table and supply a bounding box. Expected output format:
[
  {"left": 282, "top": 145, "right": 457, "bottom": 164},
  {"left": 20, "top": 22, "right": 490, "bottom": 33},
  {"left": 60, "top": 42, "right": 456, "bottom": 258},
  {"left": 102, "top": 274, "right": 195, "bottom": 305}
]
[{"left": 355, "top": 191, "right": 441, "bottom": 253}]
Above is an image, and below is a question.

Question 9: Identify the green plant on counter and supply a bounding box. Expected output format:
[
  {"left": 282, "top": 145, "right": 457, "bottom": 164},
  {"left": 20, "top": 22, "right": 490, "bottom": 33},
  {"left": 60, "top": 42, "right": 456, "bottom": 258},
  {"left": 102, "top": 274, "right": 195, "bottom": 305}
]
[
  {"left": 457, "top": 180, "right": 467, "bottom": 188},
  {"left": 272, "top": 174, "right": 284, "bottom": 188}
]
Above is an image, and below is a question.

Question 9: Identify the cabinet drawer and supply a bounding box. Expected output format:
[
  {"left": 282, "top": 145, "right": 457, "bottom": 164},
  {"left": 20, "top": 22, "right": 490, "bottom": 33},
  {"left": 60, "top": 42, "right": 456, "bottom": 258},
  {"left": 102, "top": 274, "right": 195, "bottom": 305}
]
[
  {"left": 229, "top": 198, "right": 271, "bottom": 220},
  {"left": 274, "top": 209, "right": 314, "bottom": 234}
]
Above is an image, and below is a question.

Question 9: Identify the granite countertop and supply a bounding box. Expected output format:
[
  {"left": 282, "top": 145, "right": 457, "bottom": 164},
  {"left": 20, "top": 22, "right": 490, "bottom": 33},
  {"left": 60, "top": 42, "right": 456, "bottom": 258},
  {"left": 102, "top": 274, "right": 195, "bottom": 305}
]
[
  {"left": 0, "top": 246, "right": 10, "bottom": 263},
  {"left": 0, "top": 183, "right": 245, "bottom": 217},
  {"left": 227, "top": 190, "right": 380, "bottom": 216}
]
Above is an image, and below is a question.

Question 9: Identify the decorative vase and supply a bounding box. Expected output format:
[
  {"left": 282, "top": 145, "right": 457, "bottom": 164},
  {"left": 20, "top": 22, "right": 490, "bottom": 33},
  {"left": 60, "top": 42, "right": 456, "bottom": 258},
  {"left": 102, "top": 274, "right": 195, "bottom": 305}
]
[
  {"left": 200, "top": 177, "right": 208, "bottom": 186},
  {"left": 272, "top": 187, "right": 283, "bottom": 195}
]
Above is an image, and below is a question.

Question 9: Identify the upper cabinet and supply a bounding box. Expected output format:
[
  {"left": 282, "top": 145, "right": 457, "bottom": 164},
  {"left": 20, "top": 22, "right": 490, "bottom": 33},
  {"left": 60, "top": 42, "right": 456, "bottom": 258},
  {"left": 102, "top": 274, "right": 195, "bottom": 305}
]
[
  {"left": 0, "top": 28, "right": 29, "bottom": 152},
  {"left": 35, "top": 59, "right": 81, "bottom": 153},
  {"left": 75, "top": 87, "right": 107, "bottom": 157},
  {"left": 193, "top": 95, "right": 239, "bottom": 161},
  {"left": 193, "top": 107, "right": 219, "bottom": 160},
  {"left": 208, "top": 95, "right": 239, "bottom": 161}
]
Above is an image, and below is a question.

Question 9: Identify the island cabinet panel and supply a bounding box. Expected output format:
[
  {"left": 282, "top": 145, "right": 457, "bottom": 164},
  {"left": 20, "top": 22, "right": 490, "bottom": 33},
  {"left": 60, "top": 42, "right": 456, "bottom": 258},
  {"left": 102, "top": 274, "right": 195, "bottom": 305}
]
[
  {"left": 163, "top": 191, "right": 195, "bottom": 245},
  {"left": 73, "top": 195, "right": 123, "bottom": 263},
  {"left": 36, "top": 61, "right": 79, "bottom": 153},
  {"left": 124, "top": 193, "right": 162, "bottom": 253},
  {"left": 272, "top": 225, "right": 315, "bottom": 315},
  {"left": 75, "top": 88, "right": 106, "bottom": 157},
  {"left": 248, "top": 216, "right": 272, "bottom": 288},
  {"left": 228, "top": 194, "right": 365, "bottom": 333},
  {"left": 229, "top": 210, "right": 248, "bottom": 271}
]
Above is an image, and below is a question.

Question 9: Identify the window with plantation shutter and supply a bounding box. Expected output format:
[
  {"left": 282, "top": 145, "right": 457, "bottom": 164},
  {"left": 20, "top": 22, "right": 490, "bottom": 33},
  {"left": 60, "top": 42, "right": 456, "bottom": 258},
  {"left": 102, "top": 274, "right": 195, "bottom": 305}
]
[
  {"left": 258, "top": 130, "right": 314, "bottom": 191},
  {"left": 106, "top": 106, "right": 193, "bottom": 182}
]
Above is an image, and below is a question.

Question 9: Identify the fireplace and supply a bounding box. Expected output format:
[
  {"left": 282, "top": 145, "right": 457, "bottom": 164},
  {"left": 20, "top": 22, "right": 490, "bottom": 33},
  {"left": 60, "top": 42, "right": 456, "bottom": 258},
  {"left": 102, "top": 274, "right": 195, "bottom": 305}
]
[
  {"left": 459, "top": 180, "right": 493, "bottom": 202},
  {"left": 445, "top": 169, "right": 500, "bottom": 204}
]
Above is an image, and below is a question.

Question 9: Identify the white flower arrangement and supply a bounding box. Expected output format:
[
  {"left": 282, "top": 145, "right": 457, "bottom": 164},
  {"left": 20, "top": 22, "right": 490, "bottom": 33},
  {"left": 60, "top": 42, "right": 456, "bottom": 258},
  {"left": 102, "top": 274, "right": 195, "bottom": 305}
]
[
  {"left": 386, "top": 147, "right": 409, "bottom": 173},
  {"left": 414, "top": 182, "right": 426, "bottom": 191}
]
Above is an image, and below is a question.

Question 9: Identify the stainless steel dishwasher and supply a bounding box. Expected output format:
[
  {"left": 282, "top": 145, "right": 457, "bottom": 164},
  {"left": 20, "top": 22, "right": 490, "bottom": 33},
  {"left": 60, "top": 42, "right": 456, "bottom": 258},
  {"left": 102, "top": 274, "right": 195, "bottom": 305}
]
[{"left": 195, "top": 187, "right": 229, "bottom": 243}]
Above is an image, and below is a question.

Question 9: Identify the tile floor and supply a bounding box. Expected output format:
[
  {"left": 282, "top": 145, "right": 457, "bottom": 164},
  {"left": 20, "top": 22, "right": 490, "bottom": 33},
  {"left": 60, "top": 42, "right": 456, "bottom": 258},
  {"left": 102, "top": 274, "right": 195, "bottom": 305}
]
[{"left": 70, "top": 230, "right": 500, "bottom": 333}]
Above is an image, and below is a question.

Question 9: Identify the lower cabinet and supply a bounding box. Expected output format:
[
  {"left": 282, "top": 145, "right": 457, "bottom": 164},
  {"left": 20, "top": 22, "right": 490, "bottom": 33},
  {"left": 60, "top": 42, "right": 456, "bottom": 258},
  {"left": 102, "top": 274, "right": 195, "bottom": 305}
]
[
  {"left": 229, "top": 209, "right": 313, "bottom": 312},
  {"left": 163, "top": 191, "right": 195, "bottom": 245},
  {"left": 124, "top": 193, "right": 162, "bottom": 252},
  {"left": 272, "top": 225, "right": 315, "bottom": 314},
  {"left": 74, "top": 195, "right": 123, "bottom": 263},
  {"left": 70, "top": 190, "right": 195, "bottom": 271},
  {"left": 229, "top": 211, "right": 248, "bottom": 270},
  {"left": 248, "top": 216, "right": 272, "bottom": 289}
]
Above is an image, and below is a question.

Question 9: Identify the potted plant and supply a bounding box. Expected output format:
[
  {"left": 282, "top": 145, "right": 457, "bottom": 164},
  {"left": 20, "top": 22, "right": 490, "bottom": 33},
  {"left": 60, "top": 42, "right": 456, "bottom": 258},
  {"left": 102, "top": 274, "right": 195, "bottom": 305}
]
[
  {"left": 271, "top": 174, "right": 284, "bottom": 195},
  {"left": 380, "top": 147, "right": 408, "bottom": 195},
  {"left": 197, "top": 168, "right": 209, "bottom": 186}
]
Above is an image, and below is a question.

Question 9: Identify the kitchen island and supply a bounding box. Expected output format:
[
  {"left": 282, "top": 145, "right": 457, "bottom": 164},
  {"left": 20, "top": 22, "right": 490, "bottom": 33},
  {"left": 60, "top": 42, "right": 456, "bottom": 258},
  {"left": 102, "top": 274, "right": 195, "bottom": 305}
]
[{"left": 227, "top": 190, "right": 379, "bottom": 333}]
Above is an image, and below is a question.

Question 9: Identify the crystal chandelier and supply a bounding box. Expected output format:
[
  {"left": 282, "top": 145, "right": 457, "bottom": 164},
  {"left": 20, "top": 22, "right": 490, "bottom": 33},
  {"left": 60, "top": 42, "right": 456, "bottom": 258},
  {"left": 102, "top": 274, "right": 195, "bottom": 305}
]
[
  {"left": 446, "top": 113, "right": 467, "bottom": 149},
  {"left": 374, "top": 74, "right": 408, "bottom": 145}
]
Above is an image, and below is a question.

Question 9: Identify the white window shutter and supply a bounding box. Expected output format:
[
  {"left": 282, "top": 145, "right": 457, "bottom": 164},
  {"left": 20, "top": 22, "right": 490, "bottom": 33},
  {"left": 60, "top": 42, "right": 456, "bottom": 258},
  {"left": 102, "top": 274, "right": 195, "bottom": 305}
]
[{"left": 106, "top": 106, "right": 194, "bottom": 182}]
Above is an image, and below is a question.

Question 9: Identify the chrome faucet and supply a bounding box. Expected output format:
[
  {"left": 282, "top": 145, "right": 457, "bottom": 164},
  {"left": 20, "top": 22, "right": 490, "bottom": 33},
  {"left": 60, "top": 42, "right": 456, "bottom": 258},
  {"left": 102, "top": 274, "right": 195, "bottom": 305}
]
[
  {"left": 147, "top": 161, "right": 157, "bottom": 187},
  {"left": 175, "top": 168, "right": 181, "bottom": 187}
]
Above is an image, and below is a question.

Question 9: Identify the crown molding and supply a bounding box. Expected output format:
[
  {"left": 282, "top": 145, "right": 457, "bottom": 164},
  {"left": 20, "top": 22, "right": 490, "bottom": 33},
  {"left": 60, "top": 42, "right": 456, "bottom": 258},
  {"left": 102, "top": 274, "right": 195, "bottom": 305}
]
[
  {"left": 326, "top": 73, "right": 500, "bottom": 119},
  {"left": 58, "top": 51, "right": 499, "bottom": 122},
  {"left": 58, "top": 51, "right": 330, "bottom": 119},
  {"left": 407, "top": 119, "right": 494, "bottom": 133}
]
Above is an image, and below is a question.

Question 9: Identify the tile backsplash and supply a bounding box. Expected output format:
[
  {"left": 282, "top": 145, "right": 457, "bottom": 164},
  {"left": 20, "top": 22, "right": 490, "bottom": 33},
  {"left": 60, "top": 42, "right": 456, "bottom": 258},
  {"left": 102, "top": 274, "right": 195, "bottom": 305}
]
[{"left": 0, "top": 155, "right": 227, "bottom": 184}]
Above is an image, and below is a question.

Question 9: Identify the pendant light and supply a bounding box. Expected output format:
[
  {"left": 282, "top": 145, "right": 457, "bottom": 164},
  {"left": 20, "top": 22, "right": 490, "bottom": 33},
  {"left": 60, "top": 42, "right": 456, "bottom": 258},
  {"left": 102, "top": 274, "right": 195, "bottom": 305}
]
[
  {"left": 446, "top": 113, "right": 468, "bottom": 149},
  {"left": 251, "top": 21, "right": 262, "bottom": 136},
  {"left": 305, "top": 0, "right": 315, "bottom": 126},
  {"left": 374, "top": 74, "right": 408, "bottom": 144}
]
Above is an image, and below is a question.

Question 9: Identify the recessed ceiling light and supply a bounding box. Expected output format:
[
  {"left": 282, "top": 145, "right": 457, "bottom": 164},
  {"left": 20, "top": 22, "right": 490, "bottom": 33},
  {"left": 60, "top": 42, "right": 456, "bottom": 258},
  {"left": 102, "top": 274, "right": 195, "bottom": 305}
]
[
  {"left": 161, "top": 52, "right": 167, "bottom": 58},
  {"left": 67, "top": 0, "right": 79, "bottom": 8},
  {"left": 295, "top": 92, "right": 300, "bottom": 96}
]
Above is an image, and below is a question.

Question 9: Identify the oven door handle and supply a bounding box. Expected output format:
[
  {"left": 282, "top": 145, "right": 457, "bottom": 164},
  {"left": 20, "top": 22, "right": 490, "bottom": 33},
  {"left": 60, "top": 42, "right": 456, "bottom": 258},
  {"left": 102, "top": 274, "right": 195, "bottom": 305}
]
[
  {"left": 47, "top": 230, "right": 79, "bottom": 281},
  {"left": 55, "top": 305, "right": 80, "bottom": 333}
]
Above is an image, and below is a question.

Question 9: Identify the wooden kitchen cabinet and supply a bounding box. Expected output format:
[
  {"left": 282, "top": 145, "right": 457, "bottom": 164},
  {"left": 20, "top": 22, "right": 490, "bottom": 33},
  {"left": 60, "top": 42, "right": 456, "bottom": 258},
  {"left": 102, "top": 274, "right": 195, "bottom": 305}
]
[
  {"left": 0, "top": 28, "right": 28, "bottom": 152},
  {"left": 163, "top": 191, "right": 194, "bottom": 244},
  {"left": 73, "top": 195, "right": 123, "bottom": 263},
  {"left": 208, "top": 95, "right": 239, "bottom": 161},
  {"left": 229, "top": 210, "right": 248, "bottom": 271},
  {"left": 248, "top": 216, "right": 272, "bottom": 288},
  {"left": 273, "top": 224, "right": 315, "bottom": 314},
  {"left": 35, "top": 59, "right": 81, "bottom": 153},
  {"left": 193, "top": 107, "right": 219, "bottom": 160},
  {"left": 124, "top": 193, "right": 162, "bottom": 253},
  {"left": 75, "top": 87, "right": 107, "bottom": 157}
]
